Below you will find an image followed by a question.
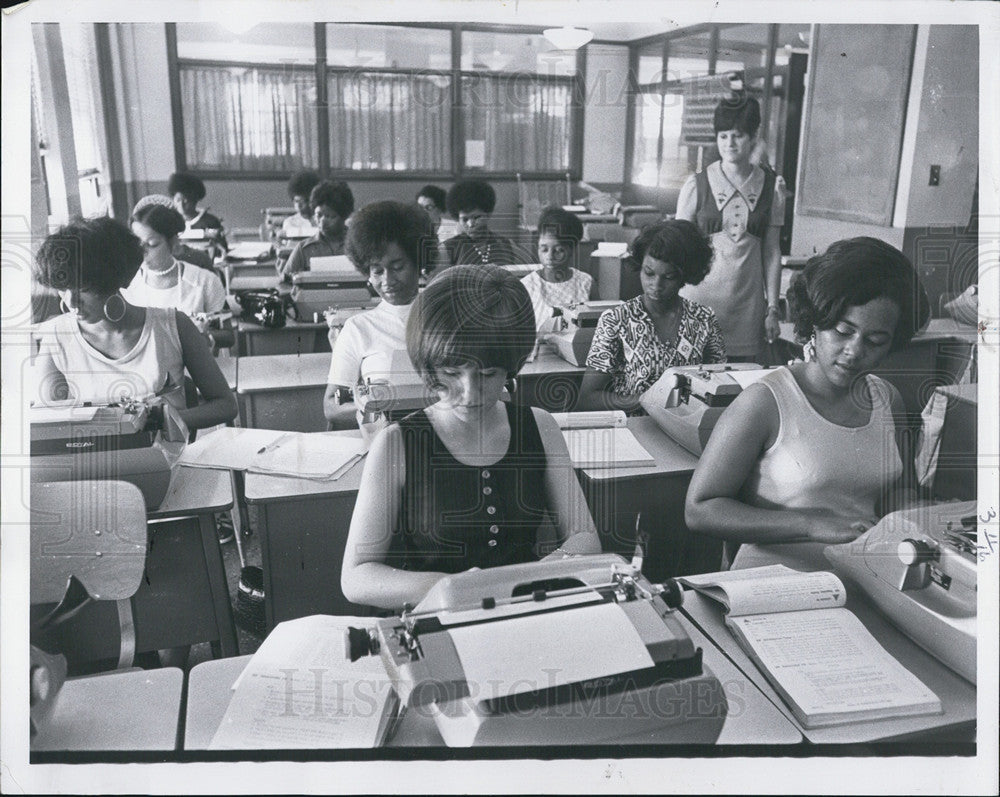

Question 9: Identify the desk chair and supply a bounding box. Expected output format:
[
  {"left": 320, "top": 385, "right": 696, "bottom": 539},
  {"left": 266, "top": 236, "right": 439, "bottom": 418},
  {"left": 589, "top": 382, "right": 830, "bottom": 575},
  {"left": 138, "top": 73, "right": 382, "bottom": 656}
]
[{"left": 31, "top": 480, "right": 148, "bottom": 670}]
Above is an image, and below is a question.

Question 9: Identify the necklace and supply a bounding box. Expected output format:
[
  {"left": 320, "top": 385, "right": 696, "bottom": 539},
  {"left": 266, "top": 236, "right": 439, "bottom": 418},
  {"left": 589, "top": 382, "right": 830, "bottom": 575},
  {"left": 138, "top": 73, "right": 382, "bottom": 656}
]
[
  {"left": 470, "top": 240, "right": 493, "bottom": 264},
  {"left": 143, "top": 258, "right": 180, "bottom": 285}
]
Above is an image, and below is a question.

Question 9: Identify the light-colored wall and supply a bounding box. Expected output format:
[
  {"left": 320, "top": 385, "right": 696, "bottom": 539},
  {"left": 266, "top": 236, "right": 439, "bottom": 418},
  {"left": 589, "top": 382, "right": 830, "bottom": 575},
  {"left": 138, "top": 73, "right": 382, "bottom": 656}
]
[
  {"left": 902, "top": 25, "right": 978, "bottom": 228},
  {"left": 582, "top": 43, "right": 630, "bottom": 185}
]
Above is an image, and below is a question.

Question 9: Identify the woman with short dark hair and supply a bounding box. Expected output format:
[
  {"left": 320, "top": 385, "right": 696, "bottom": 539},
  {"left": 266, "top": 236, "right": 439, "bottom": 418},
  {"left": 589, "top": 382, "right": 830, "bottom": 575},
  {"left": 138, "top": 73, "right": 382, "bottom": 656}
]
[
  {"left": 281, "top": 180, "right": 355, "bottom": 277},
  {"left": 283, "top": 169, "right": 322, "bottom": 237},
  {"left": 341, "top": 264, "right": 600, "bottom": 610},
  {"left": 675, "top": 94, "right": 785, "bottom": 362},
  {"left": 576, "top": 219, "right": 725, "bottom": 412},
  {"left": 685, "top": 237, "right": 930, "bottom": 571},
  {"left": 32, "top": 216, "right": 236, "bottom": 431},
  {"left": 443, "top": 179, "right": 524, "bottom": 266},
  {"left": 167, "top": 171, "right": 228, "bottom": 258}
]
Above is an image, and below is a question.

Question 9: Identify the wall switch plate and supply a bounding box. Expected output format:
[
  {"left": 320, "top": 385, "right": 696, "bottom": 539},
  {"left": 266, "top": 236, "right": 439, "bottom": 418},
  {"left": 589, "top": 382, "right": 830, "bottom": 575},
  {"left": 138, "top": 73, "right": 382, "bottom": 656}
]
[{"left": 929, "top": 165, "right": 941, "bottom": 186}]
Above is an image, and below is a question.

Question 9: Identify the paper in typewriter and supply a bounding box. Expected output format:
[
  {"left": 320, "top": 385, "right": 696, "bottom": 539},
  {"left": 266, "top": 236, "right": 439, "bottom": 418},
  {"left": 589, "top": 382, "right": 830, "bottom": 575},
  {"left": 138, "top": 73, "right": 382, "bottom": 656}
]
[
  {"left": 447, "top": 602, "right": 654, "bottom": 700},
  {"left": 210, "top": 615, "right": 397, "bottom": 749}
]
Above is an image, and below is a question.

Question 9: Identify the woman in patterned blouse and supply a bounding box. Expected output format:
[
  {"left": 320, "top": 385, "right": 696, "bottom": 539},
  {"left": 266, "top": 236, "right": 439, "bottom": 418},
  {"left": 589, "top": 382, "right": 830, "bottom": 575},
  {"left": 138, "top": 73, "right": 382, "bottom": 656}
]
[{"left": 576, "top": 220, "right": 726, "bottom": 412}]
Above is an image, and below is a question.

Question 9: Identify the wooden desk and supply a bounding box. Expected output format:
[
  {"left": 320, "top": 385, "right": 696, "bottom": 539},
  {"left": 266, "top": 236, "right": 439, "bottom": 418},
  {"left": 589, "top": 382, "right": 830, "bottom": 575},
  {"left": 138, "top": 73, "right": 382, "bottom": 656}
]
[
  {"left": 517, "top": 347, "right": 587, "bottom": 412},
  {"left": 244, "top": 431, "right": 369, "bottom": 628},
  {"left": 236, "top": 318, "right": 331, "bottom": 357},
  {"left": 183, "top": 613, "right": 802, "bottom": 749},
  {"left": 38, "top": 467, "right": 239, "bottom": 663},
  {"left": 235, "top": 351, "right": 330, "bottom": 432},
  {"left": 31, "top": 667, "right": 183, "bottom": 752},
  {"left": 682, "top": 586, "right": 977, "bottom": 743},
  {"left": 578, "top": 417, "right": 720, "bottom": 581}
]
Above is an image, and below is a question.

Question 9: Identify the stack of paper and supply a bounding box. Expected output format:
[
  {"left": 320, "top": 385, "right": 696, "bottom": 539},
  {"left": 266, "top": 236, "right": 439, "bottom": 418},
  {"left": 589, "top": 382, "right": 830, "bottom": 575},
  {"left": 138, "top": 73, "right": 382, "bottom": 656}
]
[
  {"left": 210, "top": 615, "right": 399, "bottom": 749},
  {"left": 552, "top": 411, "right": 654, "bottom": 468},
  {"left": 227, "top": 241, "right": 273, "bottom": 261}
]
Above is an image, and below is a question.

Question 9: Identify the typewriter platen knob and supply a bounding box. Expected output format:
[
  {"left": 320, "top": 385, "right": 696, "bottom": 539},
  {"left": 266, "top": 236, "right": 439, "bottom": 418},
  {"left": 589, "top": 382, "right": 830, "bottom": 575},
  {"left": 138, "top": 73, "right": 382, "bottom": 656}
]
[
  {"left": 897, "top": 538, "right": 937, "bottom": 567},
  {"left": 345, "top": 626, "right": 379, "bottom": 662},
  {"left": 660, "top": 578, "right": 684, "bottom": 610}
]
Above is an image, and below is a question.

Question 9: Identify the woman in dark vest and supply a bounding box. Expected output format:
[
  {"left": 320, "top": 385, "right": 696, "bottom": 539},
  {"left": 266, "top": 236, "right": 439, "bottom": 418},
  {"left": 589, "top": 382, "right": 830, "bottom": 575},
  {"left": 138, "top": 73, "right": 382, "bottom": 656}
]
[{"left": 675, "top": 94, "right": 785, "bottom": 362}]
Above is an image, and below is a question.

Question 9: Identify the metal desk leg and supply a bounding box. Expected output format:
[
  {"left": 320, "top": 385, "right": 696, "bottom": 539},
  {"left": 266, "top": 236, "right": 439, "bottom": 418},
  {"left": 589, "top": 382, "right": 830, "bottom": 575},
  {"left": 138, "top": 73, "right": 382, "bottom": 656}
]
[{"left": 196, "top": 512, "right": 239, "bottom": 658}]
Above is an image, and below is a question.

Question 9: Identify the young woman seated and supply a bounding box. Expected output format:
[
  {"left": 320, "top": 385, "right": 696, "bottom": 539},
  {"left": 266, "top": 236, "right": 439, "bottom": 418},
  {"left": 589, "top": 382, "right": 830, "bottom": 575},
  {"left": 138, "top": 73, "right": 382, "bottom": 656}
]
[
  {"left": 443, "top": 179, "right": 525, "bottom": 267},
  {"left": 323, "top": 201, "right": 432, "bottom": 430},
  {"left": 521, "top": 206, "right": 593, "bottom": 335},
  {"left": 281, "top": 179, "right": 355, "bottom": 278},
  {"left": 123, "top": 204, "right": 227, "bottom": 318},
  {"left": 341, "top": 264, "right": 602, "bottom": 610},
  {"left": 167, "top": 171, "right": 228, "bottom": 260},
  {"left": 576, "top": 220, "right": 726, "bottom": 413},
  {"left": 684, "top": 237, "right": 930, "bottom": 571},
  {"left": 32, "top": 216, "right": 237, "bottom": 432},
  {"left": 131, "top": 194, "right": 215, "bottom": 270},
  {"left": 282, "top": 169, "right": 322, "bottom": 238}
]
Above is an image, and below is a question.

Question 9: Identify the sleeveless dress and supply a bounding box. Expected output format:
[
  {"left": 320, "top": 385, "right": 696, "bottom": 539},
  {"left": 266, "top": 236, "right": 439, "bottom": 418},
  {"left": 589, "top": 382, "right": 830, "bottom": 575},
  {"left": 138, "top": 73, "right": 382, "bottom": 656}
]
[
  {"left": 35, "top": 306, "right": 187, "bottom": 413},
  {"left": 386, "top": 402, "right": 549, "bottom": 573},
  {"left": 680, "top": 162, "right": 783, "bottom": 358},
  {"left": 732, "top": 367, "right": 902, "bottom": 571}
]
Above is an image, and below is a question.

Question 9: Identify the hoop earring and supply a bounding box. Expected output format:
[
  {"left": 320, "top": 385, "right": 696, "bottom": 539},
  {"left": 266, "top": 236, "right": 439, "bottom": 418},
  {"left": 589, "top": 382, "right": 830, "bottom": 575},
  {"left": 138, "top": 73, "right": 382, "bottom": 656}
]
[
  {"left": 803, "top": 332, "right": 817, "bottom": 363},
  {"left": 59, "top": 297, "right": 71, "bottom": 315},
  {"left": 505, "top": 377, "right": 518, "bottom": 396},
  {"left": 103, "top": 293, "right": 127, "bottom": 323}
]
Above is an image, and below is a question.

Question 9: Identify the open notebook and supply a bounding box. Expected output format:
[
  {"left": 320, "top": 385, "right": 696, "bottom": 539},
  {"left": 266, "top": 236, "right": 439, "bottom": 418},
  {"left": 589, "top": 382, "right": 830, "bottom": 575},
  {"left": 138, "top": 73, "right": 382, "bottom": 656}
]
[
  {"left": 550, "top": 410, "right": 654, "bottom": 468},
  {"left": 178, "top": 427, "right": 367, "bottom": 480}
]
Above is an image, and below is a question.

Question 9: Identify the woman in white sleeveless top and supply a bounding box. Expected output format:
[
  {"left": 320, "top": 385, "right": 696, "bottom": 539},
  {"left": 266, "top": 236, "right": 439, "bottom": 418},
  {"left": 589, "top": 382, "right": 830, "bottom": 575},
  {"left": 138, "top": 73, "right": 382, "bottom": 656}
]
[
  {"left": 685, "top": 237, "right": 930, "bottom": 571},
  {"left": 32, "top": 216, "right": 236, "bottom": 432}
]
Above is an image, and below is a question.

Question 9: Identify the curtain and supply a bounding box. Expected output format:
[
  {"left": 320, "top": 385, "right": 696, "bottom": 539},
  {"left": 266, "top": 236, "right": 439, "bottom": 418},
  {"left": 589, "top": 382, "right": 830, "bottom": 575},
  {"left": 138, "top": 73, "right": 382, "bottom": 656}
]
[
  {"left": 180, "top": 65, "right": 317, "bottom": 171},
  {"left": 462, "top": 75, "right": 571, "bottom": 171},
  {"left": 327, "top": 72, "right": 450, "bottom": 171}
]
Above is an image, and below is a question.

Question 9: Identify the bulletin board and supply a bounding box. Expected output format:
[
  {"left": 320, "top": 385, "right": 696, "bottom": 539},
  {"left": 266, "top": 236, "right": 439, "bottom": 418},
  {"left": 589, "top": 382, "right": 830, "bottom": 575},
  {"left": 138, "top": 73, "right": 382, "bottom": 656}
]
[{"left": 796, "top": 25, "right": 916, "bottom": 226}]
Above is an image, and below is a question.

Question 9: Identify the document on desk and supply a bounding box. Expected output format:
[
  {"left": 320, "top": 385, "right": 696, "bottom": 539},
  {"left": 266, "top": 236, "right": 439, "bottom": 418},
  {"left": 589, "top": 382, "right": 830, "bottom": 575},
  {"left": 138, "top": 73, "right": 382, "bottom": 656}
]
[
  {"left": 178, "top": 427, "right": 289, "bottom": 470},
  {"left": 210, "top": 615, "right": 398, "bottom": 749},
  {"left": 553, "top": 411, "right": 653, "bottom": 468},
  {"left": 679, "top": 566, "right": 942, "bottom": 728}
]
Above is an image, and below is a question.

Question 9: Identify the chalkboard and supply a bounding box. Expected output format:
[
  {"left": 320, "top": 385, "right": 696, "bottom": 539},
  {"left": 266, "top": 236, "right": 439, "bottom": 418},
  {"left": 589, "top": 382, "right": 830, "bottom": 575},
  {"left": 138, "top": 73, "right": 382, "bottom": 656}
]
[{"left": 797, "top": 25, "right": 916, "bottom": 226}]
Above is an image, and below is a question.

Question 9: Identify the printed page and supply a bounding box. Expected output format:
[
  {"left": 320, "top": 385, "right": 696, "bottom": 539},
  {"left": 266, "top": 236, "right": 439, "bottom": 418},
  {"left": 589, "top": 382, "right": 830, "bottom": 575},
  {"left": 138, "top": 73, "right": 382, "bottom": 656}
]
[
  {"left": 447, "top": 602, "right": 654, "bottom": 701},
  {"left": 561, "top": 426, "right": 655, "bottom": 468},
  {"left": 550, "top": 410, "right": 627, "bottom": 429},
  {"left": 727, "top": 608, "right": 941, "bottom": 727},
  {"left": 680, "top": 566, "right": 847, "bottom": 615},
  {"left": 210, "top": 615, "right": 395, "bottom": 749}
]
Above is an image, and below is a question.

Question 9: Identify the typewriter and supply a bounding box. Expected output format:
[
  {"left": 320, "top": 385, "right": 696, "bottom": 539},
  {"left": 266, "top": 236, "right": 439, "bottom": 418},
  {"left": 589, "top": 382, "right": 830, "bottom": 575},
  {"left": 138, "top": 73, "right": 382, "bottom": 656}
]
[
  {"left": 824, "top": 501, "right": 978, "bottom": 683},
  {"left": 290, "top": 256, "right": 379, "bottom": 320},
  {"left": 548, "top": 300, "right": 622, "bottom": 366},
  {"left": 346, "top": 554, "right": 728, "bottom": 746}
]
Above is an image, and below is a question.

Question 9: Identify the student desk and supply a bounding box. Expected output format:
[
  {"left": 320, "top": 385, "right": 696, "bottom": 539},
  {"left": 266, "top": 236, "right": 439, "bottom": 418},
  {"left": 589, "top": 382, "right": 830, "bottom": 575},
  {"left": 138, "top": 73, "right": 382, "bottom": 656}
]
[
  {"left": 682, "top": 546, "right": 977, "bottom": 743},
  {"left": 777, "top": 318, "right": 978, "bottom": 421},
  {"left": 227, "top": 258, "right": 279, "bottom": 281},
  {"left": 37, "top": 467, "right": 239, "bottom": 665},
  {"left": 230, "top": 274, "right": 282, "bottom": 293},
  {"left": 235, "top": 351, "right": 330, "bottom": 432},
  {"left": 183, "top": 613, "right": 803, "bottom": 749},
  {"left": 516, "top": 347, "right": 587, "bottom": 412},
  {"left": 243, "top": 432, "right": 369, "bottom": 629},
  {"left": 236, "top": 318, "right": 331, "bottom": 357},
  {"left": 31, "top": 667, "right": 184, "bottom": 753},
  {"left": 578, "top": 417, "right": 723, "bottom": 581}
]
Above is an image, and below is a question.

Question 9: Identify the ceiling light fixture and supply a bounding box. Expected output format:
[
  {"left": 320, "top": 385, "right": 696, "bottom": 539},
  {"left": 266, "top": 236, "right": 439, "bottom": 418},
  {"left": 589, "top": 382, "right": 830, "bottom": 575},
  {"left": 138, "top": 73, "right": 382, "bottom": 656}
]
[{"left": 543, "top": 27, "right": 594, "bottom": 51}]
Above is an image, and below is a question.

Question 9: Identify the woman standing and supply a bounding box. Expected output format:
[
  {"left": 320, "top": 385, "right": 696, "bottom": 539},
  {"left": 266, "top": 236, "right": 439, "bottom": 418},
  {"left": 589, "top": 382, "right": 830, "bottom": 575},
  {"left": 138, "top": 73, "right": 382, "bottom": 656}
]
[{"left": 675, "top": 94, "right": 784, "bottom": 362}]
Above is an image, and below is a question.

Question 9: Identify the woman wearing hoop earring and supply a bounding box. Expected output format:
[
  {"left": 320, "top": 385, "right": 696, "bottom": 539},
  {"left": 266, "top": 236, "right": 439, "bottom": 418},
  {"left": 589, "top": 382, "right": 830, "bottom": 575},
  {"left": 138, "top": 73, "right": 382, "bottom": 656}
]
[
  {"left": 122, "top": 203, "right": 227, "bottom": 323},
  {"left": 32, "top": 216, "right": 236, "bottom": 432}
]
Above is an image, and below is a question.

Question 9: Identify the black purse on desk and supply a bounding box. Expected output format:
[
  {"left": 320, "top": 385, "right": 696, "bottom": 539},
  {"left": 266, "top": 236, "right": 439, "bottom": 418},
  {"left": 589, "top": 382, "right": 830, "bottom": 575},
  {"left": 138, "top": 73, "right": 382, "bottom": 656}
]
[{"left": 235, "top": 289, "right": 296, "bottom": 328}]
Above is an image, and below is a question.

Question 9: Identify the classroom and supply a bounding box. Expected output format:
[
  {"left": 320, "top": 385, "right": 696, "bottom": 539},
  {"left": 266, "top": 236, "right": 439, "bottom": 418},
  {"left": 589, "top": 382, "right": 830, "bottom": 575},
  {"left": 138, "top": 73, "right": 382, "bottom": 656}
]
[{"left": 3, "top": 2, "right": 996, "bottom": 793}]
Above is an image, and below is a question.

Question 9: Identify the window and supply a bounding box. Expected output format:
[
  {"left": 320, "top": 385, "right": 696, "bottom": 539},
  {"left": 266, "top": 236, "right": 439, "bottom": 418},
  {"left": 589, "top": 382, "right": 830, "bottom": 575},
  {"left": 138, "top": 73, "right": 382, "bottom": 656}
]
[{"left": 170, "top": 23, "right": 583, "bottom": 178}]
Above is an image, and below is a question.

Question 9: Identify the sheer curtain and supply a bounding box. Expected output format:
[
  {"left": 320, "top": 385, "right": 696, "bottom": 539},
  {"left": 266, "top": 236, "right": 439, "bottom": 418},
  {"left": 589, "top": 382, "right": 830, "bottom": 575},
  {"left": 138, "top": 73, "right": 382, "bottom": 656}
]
[
  {"left": 180, "top": 66, "right": 317, "bottom": 171},
  {"left": 462, "top": 76, "right": 571, "bottom": 171},
  {"left": 327, "top": 72, "right": 451, "bottom": 171}
]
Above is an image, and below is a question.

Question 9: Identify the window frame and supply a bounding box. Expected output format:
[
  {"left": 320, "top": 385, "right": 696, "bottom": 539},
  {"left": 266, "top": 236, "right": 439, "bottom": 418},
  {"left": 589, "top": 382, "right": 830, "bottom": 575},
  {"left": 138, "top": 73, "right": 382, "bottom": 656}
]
[{"left": 167, "top": 21, "right": 585, "bottom": 181}]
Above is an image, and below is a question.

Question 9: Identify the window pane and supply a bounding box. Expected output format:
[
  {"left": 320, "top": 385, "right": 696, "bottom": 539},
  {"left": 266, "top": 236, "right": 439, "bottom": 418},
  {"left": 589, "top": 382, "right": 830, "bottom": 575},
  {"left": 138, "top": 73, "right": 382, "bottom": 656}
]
[
  {"left": 631, "top": 92, "right": 663, "bottom": 187},
  {"left": 716, "top": 24, "right": 771, "bottom": 72},
  {"left": 658, "top": 93, "right": 691, "bottom": 188},
  {"left": 462, "top": 75, "right": 571, "bottom": 170},
  {"left": 636, "top": 42, "right": 663, "bottom": 85},
  {"left": 326, "top": 24, "right": 451, "bottom": 70},
  {"left": 775, "top": 23, "right": 812, "bottom": 67},
  {"left": 176, "top": 22, "right": 315, "bottom": 64},
  {"left": 328, "top": 72, "right": 450, "bottom": 171},
  {"left": 180, "top": 65, "right": 318, "bottom": 171},
  {"left": 665, "top": 33, "right": 711, "bottom": 81},
  {"left": 462, "top": 31, "right": 575, "bottom": 76}
]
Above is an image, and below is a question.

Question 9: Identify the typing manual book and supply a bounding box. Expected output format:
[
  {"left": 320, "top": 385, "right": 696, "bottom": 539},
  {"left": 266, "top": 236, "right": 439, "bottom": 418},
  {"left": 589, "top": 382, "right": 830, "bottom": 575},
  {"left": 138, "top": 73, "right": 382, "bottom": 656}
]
[
  {"left": 550, "top": 410, "right": 654, "bottom": 468},
  {"left": 679, "top": 565, "right": 942, "bottom": 729}
]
